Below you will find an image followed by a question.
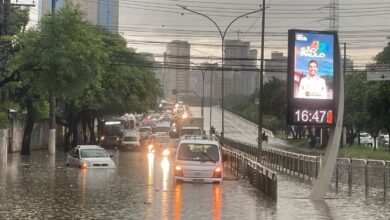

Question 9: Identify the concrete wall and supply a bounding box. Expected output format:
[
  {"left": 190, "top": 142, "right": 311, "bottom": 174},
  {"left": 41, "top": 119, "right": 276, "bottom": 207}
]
[
  {"left": 0, "top": 129, "right": 8, "bottom": 166},
  {"left": 9, "top": 119, "right": 66, "bottom": 153}
]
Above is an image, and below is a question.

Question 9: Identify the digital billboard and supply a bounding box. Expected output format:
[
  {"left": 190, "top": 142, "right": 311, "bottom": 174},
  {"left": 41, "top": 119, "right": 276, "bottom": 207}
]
[{"left": 287, "top": 30, "right": 339, "bottom": 126}]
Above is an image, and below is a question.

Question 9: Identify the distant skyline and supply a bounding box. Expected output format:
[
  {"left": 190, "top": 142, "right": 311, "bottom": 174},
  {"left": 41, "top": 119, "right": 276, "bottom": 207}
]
[
  {"left": 118, "top": 0, "right": 390, "bottom": 69},
  {"left": 17, "top": 0, "right": 390, "bottom": 69}
]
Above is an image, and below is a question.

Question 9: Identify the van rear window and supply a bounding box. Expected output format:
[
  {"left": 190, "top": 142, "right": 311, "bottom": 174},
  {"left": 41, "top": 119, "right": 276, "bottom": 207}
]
[{"left": 177, "top": 144, "right": 219, "bottom": 162}]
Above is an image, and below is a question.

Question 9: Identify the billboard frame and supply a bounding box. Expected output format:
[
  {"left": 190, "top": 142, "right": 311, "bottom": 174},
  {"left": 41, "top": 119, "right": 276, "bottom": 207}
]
[{"left": 287, "top": 29, "right": 340, "bottom": 126}]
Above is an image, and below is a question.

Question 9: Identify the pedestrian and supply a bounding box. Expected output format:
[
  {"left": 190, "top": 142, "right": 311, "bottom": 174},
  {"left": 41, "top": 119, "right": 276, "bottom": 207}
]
[{"left": 210, "top": 126, "right": 216, "bottom": 135}]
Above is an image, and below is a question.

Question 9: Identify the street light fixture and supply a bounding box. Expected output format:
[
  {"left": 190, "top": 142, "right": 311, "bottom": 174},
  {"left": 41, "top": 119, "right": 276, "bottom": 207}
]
[{"left": 178, "top": 4, "right": 262, "bottom": 142}]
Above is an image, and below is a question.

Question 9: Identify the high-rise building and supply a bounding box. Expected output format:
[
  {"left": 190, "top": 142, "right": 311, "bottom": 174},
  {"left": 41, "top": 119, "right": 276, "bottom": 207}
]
[
  {"left": 38, "top": 0, "right": 118, "bottom": 33},
  {"left": 264, "top": 51, "right": 288, "bottom": 82},
  {"left": 98, "top": 0, "right": 119, "bottom": 33},
  {"left": 139, "top": 53, "right": 164, "bottom": 89},
  {"left": 224, "top": 39, "right": 257, "bottom": 95},
  {"left": 164, "top": 40, "right": 190, "bottom": 100}
]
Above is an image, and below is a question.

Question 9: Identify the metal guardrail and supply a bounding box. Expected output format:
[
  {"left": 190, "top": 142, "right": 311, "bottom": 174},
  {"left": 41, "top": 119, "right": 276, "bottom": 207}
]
[
  {"left": 221, "top": 136, "right": 390, "bottom": 198},
  {"left": 223, "top": 148, "right": 277, "bottom": 199}
]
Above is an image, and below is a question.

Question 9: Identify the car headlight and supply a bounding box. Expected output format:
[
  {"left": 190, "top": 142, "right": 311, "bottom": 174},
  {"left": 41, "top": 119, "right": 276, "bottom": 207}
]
[{"left": 162, "top": 149, "right": 170, "bottom": 156}]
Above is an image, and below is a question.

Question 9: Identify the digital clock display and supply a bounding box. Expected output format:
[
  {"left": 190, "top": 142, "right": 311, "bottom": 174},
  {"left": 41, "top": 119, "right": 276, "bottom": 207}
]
[{"left": 292, "top": 109, "right": 333, "bottom": 125}]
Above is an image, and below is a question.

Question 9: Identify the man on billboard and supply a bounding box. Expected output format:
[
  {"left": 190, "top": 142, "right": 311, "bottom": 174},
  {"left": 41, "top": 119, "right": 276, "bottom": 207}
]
[{"left": 297, "top": 60, "right": 327, "bottom": 99}]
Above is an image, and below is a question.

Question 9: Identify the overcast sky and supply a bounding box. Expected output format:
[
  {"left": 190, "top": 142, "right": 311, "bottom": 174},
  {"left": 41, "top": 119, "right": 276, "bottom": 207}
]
[
  {"left": 118, "top": 0, "right": 390, "bottom": 68},
  {"left": 17, "top": 0, "right": 390, "bottom": 69}
]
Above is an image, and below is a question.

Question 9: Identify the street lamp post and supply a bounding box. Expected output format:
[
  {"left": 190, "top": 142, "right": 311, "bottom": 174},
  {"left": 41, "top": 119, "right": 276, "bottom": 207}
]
[
  {"left": 191, "top": 62, "right": 207, "bottom": 124},
  {"left": 257, "top": 0, "right": 266, "bottom": 161},
  {"left": 178, "top": 4, "right": 261, "bottom": 141}
]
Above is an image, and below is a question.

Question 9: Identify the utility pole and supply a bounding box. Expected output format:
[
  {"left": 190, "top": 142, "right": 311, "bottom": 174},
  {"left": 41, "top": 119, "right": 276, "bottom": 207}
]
[
  {"left": 257, "top": 0, "right": 266, "bottom": 161},
  {"left": 48, "top": 0, "right": 56, "bottom": 155},
  {"left": 209, "top": 56, "right": 213, "bottom": 131}
]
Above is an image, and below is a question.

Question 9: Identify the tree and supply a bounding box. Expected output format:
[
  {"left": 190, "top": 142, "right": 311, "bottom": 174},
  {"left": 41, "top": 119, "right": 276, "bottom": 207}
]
[
  {"left": 344, "top": 72, "right": 369, "bottom": 145},
  {"left": 374, "top": 41, "right": 390, "bottom": 151},
  {"left": 0, "top": 6, "right": 30, "bottom": 129},
  {"left": 10, "top": 4, "right": 106, "bottom": 154}
]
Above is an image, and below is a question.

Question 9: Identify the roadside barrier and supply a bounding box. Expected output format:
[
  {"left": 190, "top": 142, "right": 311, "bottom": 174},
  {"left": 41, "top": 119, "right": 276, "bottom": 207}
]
[
  {"left": 222, "top": 147, "right": 277, "bottom": 199},
  {"left": 220, "top": 135, "right": 390, "bottom": 198}
]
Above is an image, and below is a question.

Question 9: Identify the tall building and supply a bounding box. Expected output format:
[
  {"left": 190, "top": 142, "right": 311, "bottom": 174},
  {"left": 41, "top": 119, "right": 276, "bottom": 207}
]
[
  {"left": 164, "top": 40, "right": 190, "bottom": 100},
  {"left": 224, "top": 39, "right": 257, "bottom": 95},
  {"left": 98, "top": 0, "right": 119, "bottom": 33},
  {"left": 264, "top": 51, "right": 288, "bottom": 82},
  {"left": 38, "top": 0, "right": 118, "bottom": 33},
  {"left": 139, "top": 53, "right": 164, "bottom": 89}
]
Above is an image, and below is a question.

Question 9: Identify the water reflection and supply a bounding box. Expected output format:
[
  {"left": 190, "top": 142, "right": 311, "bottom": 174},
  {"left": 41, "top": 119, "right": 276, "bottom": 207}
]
[
  {"left": 173, "top": 183, "right": 182, "bottom": 220},
  {"left": 161, "top": 156, "right": 170, "bottom": 191},
  {"left": 213, "top": 184, "right": 221, "bottom": 220},
  {"left": 161, "top": 156, "right": 170, "bottom": 220},
  {"left": 80, "top": 168, "right": 87, "bottom": 203},
  {"left": 311, "top": 200, "right": 332, "bottom": 219},
  {"left": 144, "top": 152, "right": 155, "bottom": 219}
]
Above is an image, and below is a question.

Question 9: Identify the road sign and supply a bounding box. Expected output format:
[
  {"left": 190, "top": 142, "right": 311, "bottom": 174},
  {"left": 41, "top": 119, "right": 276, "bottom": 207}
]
[{"left": 366, "top": 64, "right": 390, "bottom": 81}]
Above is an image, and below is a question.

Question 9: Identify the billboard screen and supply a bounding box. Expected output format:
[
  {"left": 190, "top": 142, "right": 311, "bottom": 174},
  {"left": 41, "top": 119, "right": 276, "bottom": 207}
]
[
  {"left": 287, "top": 30, "right": 339, "bottom": 126},
  {"left": 293, "top": 32, "right": 334, "bottom": 99}
]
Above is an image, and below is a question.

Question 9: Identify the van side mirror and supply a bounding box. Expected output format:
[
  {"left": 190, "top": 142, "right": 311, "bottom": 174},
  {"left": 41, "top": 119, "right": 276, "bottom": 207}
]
[{"left": 110, "top": 154, "right": 114, "bottom": 158}]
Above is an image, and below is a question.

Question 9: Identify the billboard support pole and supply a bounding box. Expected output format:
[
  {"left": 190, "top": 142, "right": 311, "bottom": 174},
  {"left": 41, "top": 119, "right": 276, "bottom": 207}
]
[{"left": 309, "top": 41, "right": 344, "bottom": 200}]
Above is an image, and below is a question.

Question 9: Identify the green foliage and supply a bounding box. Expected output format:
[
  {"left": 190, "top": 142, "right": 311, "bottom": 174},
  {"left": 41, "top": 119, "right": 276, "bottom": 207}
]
[
  {"left": 344, "top": 73, "right": 369, "bottom": 133},
  {"left": 9, "top": 6, "right": 30, "bottom": 35},
  {"left": 0, "top": 111, "right": 8, "bottom": 129},
  {"left": 338, "top": 144, "right": 390, "bottom": 160},
  {"left": 375, "top": 41, "right": 390, "bottom": 64},
  {"left": 224, "top": 77, "right": 287, "bottom": 132}
]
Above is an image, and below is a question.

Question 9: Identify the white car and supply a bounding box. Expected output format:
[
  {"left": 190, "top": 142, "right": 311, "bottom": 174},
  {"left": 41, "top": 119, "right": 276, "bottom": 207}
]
[
  {"left": 379, "top": 134, "right": 389, "bottom": 146},
  {"left": 174, "top": 135, "right": 223, "bottom": 184},
  {"left": 358, "top": 132, "right": 375, "bottom": 147},
  {"left": 66, "top": 145, "right": 116, "bottom": 169}
]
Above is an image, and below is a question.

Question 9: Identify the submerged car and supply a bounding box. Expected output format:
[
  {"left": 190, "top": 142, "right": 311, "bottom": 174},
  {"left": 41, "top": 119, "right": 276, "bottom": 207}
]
[
  {"left": 66, "top": 145, "right": 116, "bottom": 169},
  {"left": 174, "top": 135, "right": 223, "bottom": 184}
]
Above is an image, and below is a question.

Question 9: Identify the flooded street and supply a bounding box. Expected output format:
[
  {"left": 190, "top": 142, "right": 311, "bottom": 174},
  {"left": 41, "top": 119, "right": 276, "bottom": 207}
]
[{"left": 1, "top": 149, "right": 389, "bottom": 219}]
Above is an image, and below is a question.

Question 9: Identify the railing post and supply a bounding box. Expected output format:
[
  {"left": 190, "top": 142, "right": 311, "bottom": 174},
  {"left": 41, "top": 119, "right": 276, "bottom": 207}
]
[
  {"left": 335, "top": 159, "right": 339, "bottom": 191},
  {"left": 348, "top": 159, "right": 352, "bottom": 193},
  {"left": 364, "top": 160, "right": 368, "bottom": 196},
  {"left": 384, "top": 162, "right": 388, "bottom": 199}
]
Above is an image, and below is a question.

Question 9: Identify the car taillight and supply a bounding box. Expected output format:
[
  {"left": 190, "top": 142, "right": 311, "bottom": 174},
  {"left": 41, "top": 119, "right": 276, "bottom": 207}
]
[
  {"left": 213, "top": 166, "right": 222, "bottom": 178},
  {"left": 174, "top": 165, "right": 183, "bottom": 177}
]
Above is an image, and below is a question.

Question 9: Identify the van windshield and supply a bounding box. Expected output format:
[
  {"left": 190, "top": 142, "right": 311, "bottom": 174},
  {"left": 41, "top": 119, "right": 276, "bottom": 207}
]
[{"left": 177, "top": 144, "right": 219, "bottom": 162}]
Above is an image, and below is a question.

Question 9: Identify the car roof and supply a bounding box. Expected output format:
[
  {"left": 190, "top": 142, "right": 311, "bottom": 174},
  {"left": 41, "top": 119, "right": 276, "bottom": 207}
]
[
  {"left": 179, "top": 135, "right": 220, "bottom": 146},
  {"left": 156, "top": 123, "right": 170, "bottom": 127},
  {"left": 77, "top": 145, "right": 105, "bottom": 150},
  {"left": 181, "top": 126, "right": 201, "bottom": 129}
]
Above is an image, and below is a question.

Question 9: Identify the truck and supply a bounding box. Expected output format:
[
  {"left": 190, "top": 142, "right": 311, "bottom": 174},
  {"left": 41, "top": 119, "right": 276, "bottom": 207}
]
[
  {"left": 173, "top": 117, "right": 204, "bottom": 137},
  {"left": 99, "top": 119, "right": 124, "bottom": 147}
]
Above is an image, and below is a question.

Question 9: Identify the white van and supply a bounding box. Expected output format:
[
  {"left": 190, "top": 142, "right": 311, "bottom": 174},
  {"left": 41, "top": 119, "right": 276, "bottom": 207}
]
[
  {"left": 121, "top": 130, "right": 141, "bottom": 151},
  {"left": 174, "top": 135, "right": 223, "bottom": 184}
]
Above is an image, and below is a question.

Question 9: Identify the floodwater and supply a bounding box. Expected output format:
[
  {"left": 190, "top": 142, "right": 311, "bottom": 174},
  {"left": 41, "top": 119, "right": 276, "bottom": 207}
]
[{"left": 0, "top": 149, "right": 389, "bottom": 219}]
